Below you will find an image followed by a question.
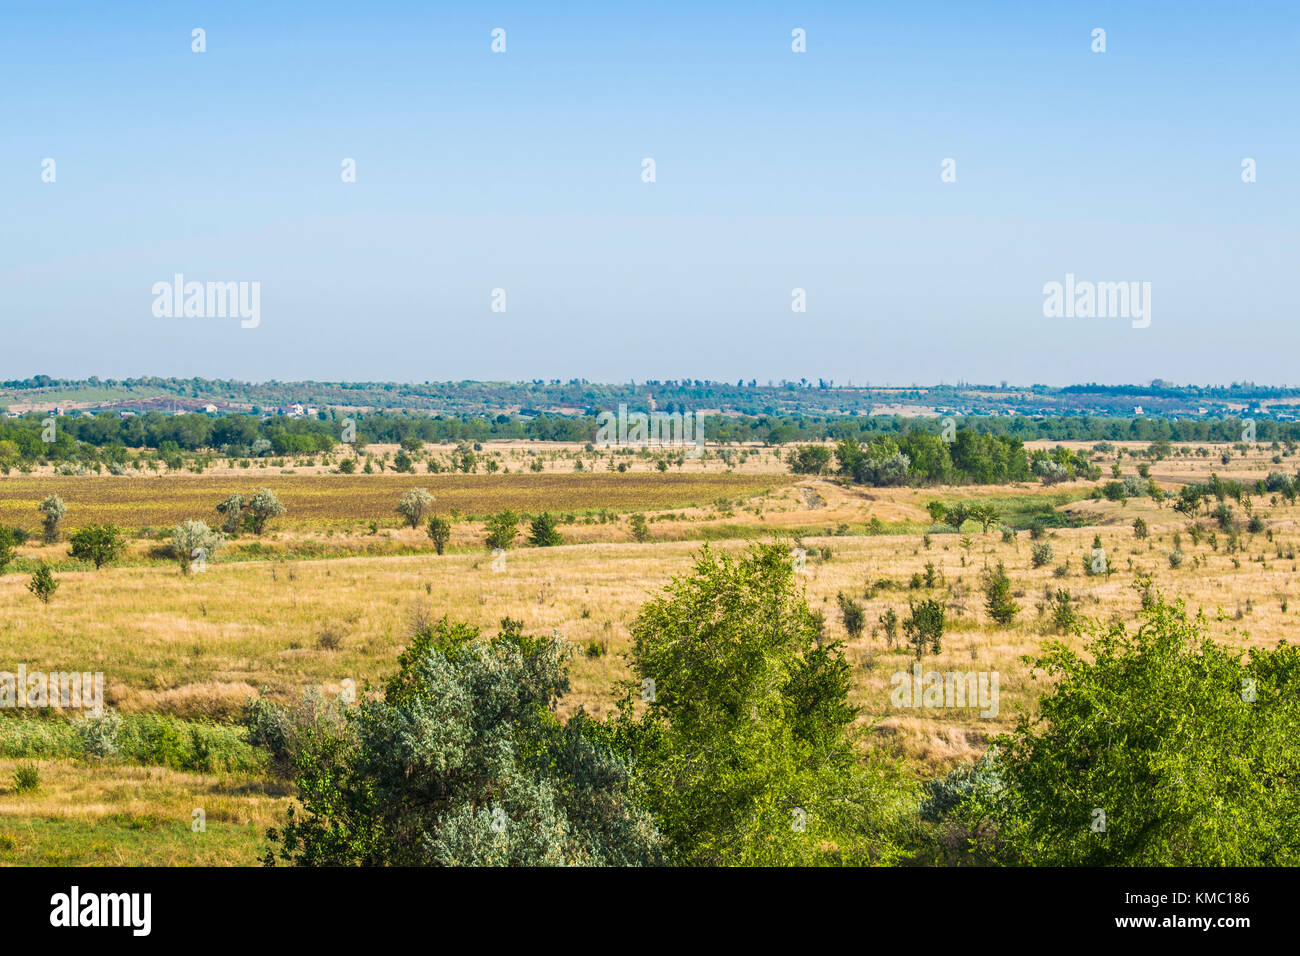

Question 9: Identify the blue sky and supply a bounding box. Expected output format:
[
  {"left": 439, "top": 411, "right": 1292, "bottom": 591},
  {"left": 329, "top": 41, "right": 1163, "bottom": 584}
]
[{"left": 2, "top": 1, "right": 1297, "bottom": 385}]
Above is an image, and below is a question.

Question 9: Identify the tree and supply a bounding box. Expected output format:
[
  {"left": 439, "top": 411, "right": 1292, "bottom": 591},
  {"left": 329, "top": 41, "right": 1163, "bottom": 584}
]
[
  {"left": 243, "top": 488, "right": 285, "bottom": 535},
  {"left": 837, "top": 592, "right": 865, "bottom": 640},
  {"left": 528, "top": 513, "right": 562, "bottom": 547},
  {"left": 0, "top": 528, "right": 15, "bottom": 575},
  {"left": 958, "top": 583, "right": 1300, "bottom": 865},
  {"left": 485, "top": 511, "right": 519, "bottom": 551},
  {"left": 263, "top": 618, "right": 666, "bottom": 866},
  {"left": 27, "top": 563, "right": 58, "bottom": 603},
  {"left": 619, "top": 543, "right": 898, "bottom": 865},
  {"left": 789, "top": 444, "right": 832, "bottom": 475},
  {"left": 216, "top": 494, "right": 245, "bottom": 536},
  {"left": 904, "top": 598, "right": 945, "bottom": 657},
  {"left": 629, "top": 513, "right": 650, "bottom": 543},
  {"left": 981, "top": 562, "right": 1020, "bottom": 626},
  {"left": 68, "top": 525, "right": 126, "bottom": 570},
  {"left": 396, "top": 488, "right": 434, "bottom": 529},
  {"left": 426, "top": 516, "right": 452, "bottom": 555},
  {"left": 38, "top": 495, "right": 66, "bottom": 544},
  {"left": 172, "top": 520, "right": 220, "bottom": 574},
  {"left": 1132, "top": 517, "right": 1148, "bottom": 539}
]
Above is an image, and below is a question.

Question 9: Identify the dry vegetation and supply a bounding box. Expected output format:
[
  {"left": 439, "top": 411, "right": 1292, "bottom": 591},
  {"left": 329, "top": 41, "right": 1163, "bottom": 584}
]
[{"left": 0, "top": 437, "right": 1294, "bottom": 864}]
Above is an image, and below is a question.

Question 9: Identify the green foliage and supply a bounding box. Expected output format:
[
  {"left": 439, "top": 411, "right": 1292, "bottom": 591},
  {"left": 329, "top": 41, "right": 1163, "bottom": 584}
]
[
  {"left": 27, "top": 564, "right": 58, "bottom": 603},
  {"left": 904, "top": 598, "right": 945, "bottom": 658},
  {"left": 1030, "top": 541, "right": 1053, "bottom": 568},
  {"left": 171, "top": 520, "right": 220, "bottom": 574},
  {"left": 879, "top": 607, "right": 899, "bottom": 647},
  {"left": 484, "top": 510, "right": 519, "bottom": 550},
  {"left": 243, "top": 487, "right": 286, "bottom": 535},
  {"left": 620, "top": 543, "right": 901, "bottom": 865},
  {"left": 789, "top": 444, "right": 832, "bottom": 475},
  {"left": 425, "top": 515, "right": 451, "bottom": 555},
  {"left": 837, "top": 592, "right": 865, "bottom": 640},
  {"left": 38, "top": 494, "right": 66, "bottom": 544},
  {"left": 12, "top": 762, "right": 40, "bottom": 793},
  {"left": 528, "top": 512, "right": 563, "bottom": 547},
  {"left": 264, "top": 619, "right": 665, "bottom": 866},
  {"left": 981, "top": 562, "right": 1020, "bottom": 626},
  {"left": 0, "top": 528, "right": 16, "bottom": 575},
  {"left": 67, "top": 525, "right": 126, "bottom": 570},
  {"left": 215, "top": 493, "right": 245, "bottom": 536},
  {"left": 629, "top": 513, "right": 650, "bottom": 542},
  {"left": 961, "top": 582, "right": 1300, "bottom": 865}
]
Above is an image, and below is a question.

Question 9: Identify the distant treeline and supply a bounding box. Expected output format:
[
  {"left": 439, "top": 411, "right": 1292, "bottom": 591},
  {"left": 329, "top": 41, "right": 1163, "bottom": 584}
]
[{"left": 2, "top": 409, "right": 1299, "bottom": 464}]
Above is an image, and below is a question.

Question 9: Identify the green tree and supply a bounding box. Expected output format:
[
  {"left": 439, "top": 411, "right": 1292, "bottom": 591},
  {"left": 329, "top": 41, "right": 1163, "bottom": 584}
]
[
  {"left": 67, "top": 525, "right": 126, "bottom": 570},
  {"left": 38, "top": 495, "right": 66, "bottom": 544},
  {"left": 243, "top": 488, "right": 286, "bottom": 535},
  {"left": 485, "top": 511, "right": 519, "bottom": 551},
  {"left": 528, "top": 513, "right": 563, "bottom": 547},
  {"left": 981, "top": 562, "right": 1020, "bottom": 626},
  {"left": 962, "top": 582, "right": 1300, "bottom": 865},
  {"left": 837, "top": 592, "right": 865, "bottom": 640},
  {"left": 0, "top": 528, "right": 16, "bottom": 575},
  {"left": 904, "top": 598, "right": 945, "bottom": 657},
  {"left": 426, "top": 515, "right": 452, "bottom": 555},
  {"left": 216, "top": 494, "right": 246, "bottom": 536},
  {"left": 263, "top": 618, "right": 666, "bottom": 866},
  {"left": 28, "top": 563, "right": 58, "bottom": 603},
  {"left": 619, "top": 543, "right": 898, "bottom": 865},
  {"left": 396, "top": 488, "right": 434, "bottom": 529},
  {"left": 629, "top": 513, "right": 650, "bottom": 542}
]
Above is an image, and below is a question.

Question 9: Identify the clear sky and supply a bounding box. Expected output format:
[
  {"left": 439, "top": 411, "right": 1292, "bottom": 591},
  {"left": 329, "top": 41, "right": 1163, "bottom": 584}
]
[{"left": 3, "top": 1, "right": 1297, "bottom": 386}]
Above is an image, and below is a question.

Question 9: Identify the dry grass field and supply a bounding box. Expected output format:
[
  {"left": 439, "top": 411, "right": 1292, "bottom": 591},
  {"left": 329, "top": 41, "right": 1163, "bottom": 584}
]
[{"left": 0, "top": 438, "right": 1296, "bottom": 864}]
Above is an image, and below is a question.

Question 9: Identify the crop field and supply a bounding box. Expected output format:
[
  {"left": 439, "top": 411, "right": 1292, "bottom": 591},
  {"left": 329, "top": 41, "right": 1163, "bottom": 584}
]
[{"left": 0, "top": 471, "right": 792, "bottom": 533}]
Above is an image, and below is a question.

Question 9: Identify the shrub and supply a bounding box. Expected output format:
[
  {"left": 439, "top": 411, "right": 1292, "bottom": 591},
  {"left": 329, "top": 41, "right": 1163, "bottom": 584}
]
[
  {"left": 27, "top": 564, "right": 58, "bottom": 603},
  {"left": 528, "top": 512, "right": 563, "bottom": 547},
  {"left": 837, "top": 592, "right": 865, "bottom": 640},
  {"left": 0, "top": 528, "right": 16, "bottom": 575},
  {"left": 1031, "top": 542, "right": 1053, "bottom": 568},
  {"left": 904, "top": 598, "right": 946, "bottom": 657},
  {"left": 67, "top": 525, "right": 126, "bottom": 570},
  {"left": 484, "top": 511, "right": 519, "bottom": 550},
  {"left": 12, "top": 762, "right": 39, "bottom": 793},
  {"left": 1132, "top": 517, "right": 1148, "bottom": 540},
  {"left": 264, "top": 621, "right": 665, "bottom": 866},
  {"left": 982, "top": 562, "right": 1020, "bottom": 627},
  {"left": 426, "top": 516, "right": 452, "bottom": 555},
  {"left": 964, "top": 583, "right": 1300, "bottom": 865},
  {"left": 171, "top": 520, "right": 220, "bottom": 574}
]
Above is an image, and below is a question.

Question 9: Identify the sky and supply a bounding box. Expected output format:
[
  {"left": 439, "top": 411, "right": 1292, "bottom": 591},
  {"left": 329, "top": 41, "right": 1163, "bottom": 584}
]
[{"left": 2, "top": 1, "right": 1298, "bottom": 387}]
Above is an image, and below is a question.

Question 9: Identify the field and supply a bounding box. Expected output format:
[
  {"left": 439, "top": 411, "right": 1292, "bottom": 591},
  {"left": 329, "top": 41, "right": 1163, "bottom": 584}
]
[{"left": 0, "top": 438, "right": 1296, "bottom": 864}]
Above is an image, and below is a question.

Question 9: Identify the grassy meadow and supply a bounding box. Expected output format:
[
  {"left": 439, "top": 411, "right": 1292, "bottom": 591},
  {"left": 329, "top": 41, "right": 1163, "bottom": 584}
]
[{"left": 0, "top": 438, "right": 1296, "bottom": 864}]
